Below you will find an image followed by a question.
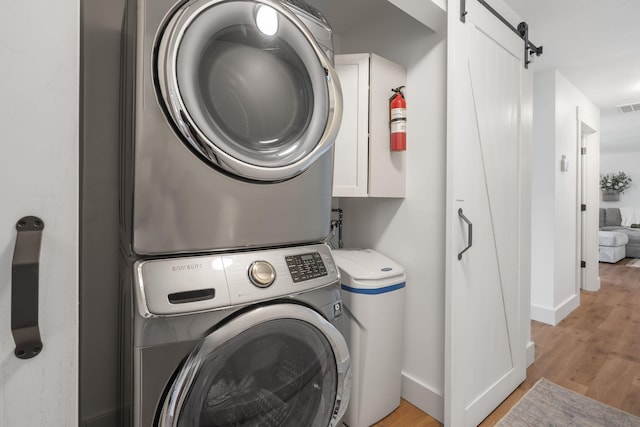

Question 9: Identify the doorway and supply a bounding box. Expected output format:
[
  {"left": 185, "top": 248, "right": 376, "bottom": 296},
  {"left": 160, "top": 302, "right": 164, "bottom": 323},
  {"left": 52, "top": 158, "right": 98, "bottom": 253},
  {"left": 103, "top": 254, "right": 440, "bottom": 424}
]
[{"left": 576, "top": 112, "right": 599, "bottom": 292}]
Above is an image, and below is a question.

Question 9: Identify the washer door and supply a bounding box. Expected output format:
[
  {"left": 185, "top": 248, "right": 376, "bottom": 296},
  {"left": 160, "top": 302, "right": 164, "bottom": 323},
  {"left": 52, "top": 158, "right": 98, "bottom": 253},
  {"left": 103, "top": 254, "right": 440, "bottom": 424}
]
[
  {"left": 158, "top": 304, "right": 351, "bottom": 426},
  {"left": 156, "top": 0, "right": 342, "bottom": 182}
]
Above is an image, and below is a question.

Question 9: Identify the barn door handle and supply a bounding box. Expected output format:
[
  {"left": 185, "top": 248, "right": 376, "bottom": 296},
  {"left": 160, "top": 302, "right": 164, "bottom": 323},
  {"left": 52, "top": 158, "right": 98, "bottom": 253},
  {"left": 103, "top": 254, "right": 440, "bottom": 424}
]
[
  {"left": 11, "top": 216, "right": 45, "bottom": 359},
  {"left": 457, "top": 208, "right": 472, "bottom": 260}
]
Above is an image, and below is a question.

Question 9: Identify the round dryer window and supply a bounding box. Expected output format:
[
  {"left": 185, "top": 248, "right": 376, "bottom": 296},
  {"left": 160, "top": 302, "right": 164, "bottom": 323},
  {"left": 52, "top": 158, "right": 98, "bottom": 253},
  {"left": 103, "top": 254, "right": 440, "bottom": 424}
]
[
  {"left": 156, "top": 0, "right": 343, "bottom": 182},
  {"left": 158, "top": 304, "right": 351, "bottom": 426}
]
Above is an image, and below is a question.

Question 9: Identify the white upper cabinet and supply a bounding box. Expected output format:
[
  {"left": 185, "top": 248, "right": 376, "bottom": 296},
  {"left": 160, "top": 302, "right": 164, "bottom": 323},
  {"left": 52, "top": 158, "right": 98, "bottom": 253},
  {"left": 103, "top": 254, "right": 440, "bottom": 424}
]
[{"left": 332, "top": 53, "right": 407, "bottom": 198}]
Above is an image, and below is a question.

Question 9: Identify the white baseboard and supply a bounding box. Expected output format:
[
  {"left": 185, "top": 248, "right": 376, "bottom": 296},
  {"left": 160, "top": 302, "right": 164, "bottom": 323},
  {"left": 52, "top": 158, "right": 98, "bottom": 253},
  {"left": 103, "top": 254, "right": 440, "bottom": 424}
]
[
  {"left": 526, "top": 341, "right": 535, "bottom": 367},
  {"left": 531, "top": 294, "right": 580, "bottom": 326},
  {"left": 584, "top": 275, "right": 600, "bottom": 292},
  {"left": 530, "top": 303, "right": 555, "bottom": 325},
  {"left": 400, "top": 371, "right": 443, "bottom": 423}
]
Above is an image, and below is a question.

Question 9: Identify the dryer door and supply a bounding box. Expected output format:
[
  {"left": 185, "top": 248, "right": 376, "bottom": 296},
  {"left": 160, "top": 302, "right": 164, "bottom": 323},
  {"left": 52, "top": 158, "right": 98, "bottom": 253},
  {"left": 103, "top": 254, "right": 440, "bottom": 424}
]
[
  {"left": 158, "top": 304, "right": 351, "bottom": 427},
  {"left": 156, "top": 0, "right": 342, "bottom": 182}
]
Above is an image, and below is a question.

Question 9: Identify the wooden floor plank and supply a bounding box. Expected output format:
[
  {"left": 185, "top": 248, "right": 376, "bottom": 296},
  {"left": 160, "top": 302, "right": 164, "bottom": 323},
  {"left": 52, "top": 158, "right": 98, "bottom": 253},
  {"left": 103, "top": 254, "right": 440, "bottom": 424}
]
[
  {"left": 372, "top": 399, "right": 442, "bottom": 427},
  {"left": 587, "top": 355, "right": 640, "bottom": 416},
  {"left": 371, "top": 259, "right": 640, "bottom": 426}
]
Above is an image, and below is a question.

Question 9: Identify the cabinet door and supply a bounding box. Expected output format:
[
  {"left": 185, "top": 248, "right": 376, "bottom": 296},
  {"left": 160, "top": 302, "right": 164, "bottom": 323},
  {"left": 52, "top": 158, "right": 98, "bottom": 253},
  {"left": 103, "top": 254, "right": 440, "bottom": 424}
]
[
  {"left": 445, "top": 0, "right": 531, "bottom": 425},
  {"left": 333, "top": 54, "right": 370, "bottom": 197}
]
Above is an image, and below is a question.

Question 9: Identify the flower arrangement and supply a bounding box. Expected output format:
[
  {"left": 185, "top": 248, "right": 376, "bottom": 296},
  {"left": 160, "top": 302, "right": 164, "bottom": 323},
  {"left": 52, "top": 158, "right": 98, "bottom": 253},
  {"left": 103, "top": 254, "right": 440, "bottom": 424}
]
[{"left": 600, "top": 171, "right": 632, "bottom": 194}]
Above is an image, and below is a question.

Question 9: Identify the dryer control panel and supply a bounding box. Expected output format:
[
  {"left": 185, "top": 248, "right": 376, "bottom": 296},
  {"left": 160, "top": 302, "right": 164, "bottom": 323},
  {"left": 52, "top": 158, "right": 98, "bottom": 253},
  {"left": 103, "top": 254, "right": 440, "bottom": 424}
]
[{"left": 285, "top": 252, "right": 327, "bottom": 283}]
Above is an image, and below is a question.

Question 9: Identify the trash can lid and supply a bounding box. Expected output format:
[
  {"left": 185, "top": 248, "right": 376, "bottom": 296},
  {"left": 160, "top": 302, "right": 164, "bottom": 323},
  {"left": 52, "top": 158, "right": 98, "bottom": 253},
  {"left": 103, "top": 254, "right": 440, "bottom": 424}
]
[{"left": 332, "top": 249, "right": 405, "bottom": 282}]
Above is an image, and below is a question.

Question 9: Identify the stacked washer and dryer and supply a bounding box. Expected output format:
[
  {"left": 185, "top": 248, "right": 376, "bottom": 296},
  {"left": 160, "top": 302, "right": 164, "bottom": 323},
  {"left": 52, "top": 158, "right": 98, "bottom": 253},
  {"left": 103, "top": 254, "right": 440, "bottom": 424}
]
[{"left": 119, "top": 0, "right": 351, "bottom": 425}]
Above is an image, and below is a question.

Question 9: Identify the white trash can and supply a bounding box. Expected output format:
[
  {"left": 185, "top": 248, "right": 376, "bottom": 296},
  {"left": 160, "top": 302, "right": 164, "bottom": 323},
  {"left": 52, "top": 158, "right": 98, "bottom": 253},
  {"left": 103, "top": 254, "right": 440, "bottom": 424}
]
[{"left": 332, "top": 249, "right": 406, "bottom": 427}]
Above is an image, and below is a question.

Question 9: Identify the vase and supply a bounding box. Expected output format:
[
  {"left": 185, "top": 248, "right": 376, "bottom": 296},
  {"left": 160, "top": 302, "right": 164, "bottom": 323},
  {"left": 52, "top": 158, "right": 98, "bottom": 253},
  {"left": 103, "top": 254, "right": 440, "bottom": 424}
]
[{"left": 601, "top": 189, "right": 619, "bottom": 201}]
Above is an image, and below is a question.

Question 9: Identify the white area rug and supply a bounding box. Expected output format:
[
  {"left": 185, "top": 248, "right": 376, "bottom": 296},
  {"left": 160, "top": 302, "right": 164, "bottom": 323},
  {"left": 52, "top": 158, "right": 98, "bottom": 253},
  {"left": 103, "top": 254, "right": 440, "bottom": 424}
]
[{"left": 496, "top": 378, "right": 640, "bottom": 426}]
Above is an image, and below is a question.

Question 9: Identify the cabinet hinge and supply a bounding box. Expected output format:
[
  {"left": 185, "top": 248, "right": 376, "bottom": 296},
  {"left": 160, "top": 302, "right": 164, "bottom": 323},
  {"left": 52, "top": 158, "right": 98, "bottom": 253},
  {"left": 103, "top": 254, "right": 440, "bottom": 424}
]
[
  {"left": 581, "top": 204, "right": 586, "bottom": 212},
  {"left": 581, "top": 261, "right": 586, "bottom": 268},
  {"left": 581, "top": 147, "right": 587, "bottom": 155}
]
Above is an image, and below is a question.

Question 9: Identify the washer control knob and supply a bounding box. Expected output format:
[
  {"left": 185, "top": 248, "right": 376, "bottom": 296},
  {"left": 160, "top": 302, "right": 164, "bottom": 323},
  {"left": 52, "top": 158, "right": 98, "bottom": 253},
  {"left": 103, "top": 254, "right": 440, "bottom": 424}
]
[{"left": 248, "top": 261, "right": 276, "bottom": 288}]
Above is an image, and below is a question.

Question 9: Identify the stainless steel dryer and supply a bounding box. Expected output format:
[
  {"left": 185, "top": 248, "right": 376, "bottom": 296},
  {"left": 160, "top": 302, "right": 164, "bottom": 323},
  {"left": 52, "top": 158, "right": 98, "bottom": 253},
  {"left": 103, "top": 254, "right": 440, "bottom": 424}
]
[
  {"left": 120, "top": 0, "right": 342, "bottom": 256},
  {"left": 120, "top": 243, "right": 351, "bottom": 426}
]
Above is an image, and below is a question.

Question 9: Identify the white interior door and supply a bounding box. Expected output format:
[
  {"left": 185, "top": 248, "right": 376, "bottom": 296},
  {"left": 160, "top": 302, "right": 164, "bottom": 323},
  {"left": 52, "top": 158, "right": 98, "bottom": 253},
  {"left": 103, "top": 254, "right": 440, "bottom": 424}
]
[
  {"left": 578, "top": 119, "right": 597, "bottom": 291},
  {"left": 0, "top": 0, "right": 79, "bottom": 425},
  {"left": 578, "top": 122, "right": 586, "bottom": 291},
  {"left": 445, "top": 0, "right": 531, "bottom": 425}
]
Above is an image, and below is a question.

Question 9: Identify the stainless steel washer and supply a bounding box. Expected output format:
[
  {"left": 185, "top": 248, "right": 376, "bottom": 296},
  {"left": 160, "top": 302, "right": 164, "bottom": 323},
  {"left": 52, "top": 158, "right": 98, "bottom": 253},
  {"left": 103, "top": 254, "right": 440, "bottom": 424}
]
[
  {"left": 120, "top": 0, "right": 342, "bottom": 256},
  {"left": 120, "top": 243, "right": 351, "bottom": 426}
]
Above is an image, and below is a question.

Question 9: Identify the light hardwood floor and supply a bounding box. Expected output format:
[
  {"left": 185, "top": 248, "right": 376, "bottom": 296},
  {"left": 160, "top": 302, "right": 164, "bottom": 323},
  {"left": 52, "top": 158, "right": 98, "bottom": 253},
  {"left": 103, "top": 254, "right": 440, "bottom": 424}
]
[{"left": 372, "top": 258, "right": 640, "bottom": 426}]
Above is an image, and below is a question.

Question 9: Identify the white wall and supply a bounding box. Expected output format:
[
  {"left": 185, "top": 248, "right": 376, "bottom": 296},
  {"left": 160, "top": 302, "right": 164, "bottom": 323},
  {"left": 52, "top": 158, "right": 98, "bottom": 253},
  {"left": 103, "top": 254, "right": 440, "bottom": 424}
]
[
  {"left": 531, "top": 71, "right": 556, "bottom": 310},
  {"left": 331, "top": 7, "right": 448, "bottom": 421},
  {"left": 531, "top": 70, "right": 600, "bottom": 325},
  {"left": 600, "top": 148, "right": 640, "bottom": 209},
  {"left": 0, "top": 0, "right": 79, "bottom": 425}
]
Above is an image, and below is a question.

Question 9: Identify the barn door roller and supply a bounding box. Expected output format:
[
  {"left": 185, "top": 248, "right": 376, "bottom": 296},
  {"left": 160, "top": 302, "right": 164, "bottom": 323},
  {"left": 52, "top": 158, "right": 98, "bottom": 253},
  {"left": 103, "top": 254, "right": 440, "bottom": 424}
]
[{"left": 460, "top": 0, "right": 543, "bottom": 69}]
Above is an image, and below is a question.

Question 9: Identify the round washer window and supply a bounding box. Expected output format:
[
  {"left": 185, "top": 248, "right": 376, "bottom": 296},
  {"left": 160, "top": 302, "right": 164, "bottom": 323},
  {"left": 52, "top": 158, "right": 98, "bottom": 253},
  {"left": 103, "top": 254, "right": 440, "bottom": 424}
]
[
  {"left": 171, "top": 319, "right": 338, "bottom": 426},
  {"left": 156, "top": 0, "right": 341, "bottom": 180}
]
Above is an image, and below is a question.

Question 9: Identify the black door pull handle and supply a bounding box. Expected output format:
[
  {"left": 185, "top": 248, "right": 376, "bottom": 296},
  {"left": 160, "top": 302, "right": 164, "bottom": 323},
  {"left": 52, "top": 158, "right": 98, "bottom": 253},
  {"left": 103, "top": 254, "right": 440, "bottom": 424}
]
[
  {"left": 457, "top": 208, "right": 473, "bottom": 260},
  {"left": 11, "top": 216, "right": 44, "bottom": 359}
]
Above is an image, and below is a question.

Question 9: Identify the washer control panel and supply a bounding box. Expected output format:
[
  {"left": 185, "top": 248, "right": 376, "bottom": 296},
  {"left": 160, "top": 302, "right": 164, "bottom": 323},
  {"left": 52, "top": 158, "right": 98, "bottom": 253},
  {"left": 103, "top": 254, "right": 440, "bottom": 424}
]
[
  {"left": 136, "top": 243, "right": 339, "bottom": 315},
  {"left": 285, "top": 252, "right": 327, "bottom": 283}
]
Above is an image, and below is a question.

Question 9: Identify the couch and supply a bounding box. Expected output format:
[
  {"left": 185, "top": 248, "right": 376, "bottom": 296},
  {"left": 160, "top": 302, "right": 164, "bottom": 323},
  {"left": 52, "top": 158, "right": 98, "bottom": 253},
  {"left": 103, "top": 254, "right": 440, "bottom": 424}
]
[{"left": 599, "top": 208, "right": 640, "bottom": 258}]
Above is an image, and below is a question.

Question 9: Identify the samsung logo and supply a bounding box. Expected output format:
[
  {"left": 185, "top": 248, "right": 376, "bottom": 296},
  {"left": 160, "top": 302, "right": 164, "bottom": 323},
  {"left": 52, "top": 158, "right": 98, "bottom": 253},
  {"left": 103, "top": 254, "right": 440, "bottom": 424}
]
[{"left": 171, "top": 263, "right": 203, "bottom": 272}]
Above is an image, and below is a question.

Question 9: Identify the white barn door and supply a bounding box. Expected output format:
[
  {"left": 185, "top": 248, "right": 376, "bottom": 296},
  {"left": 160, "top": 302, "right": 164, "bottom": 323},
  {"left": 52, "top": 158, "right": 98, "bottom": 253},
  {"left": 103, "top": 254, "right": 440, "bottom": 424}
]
[
  {"left": 0, "top": 0, "right": 79, "bottom": 425},
  {"left": 445, "top": 0, "right": 532, "bottom": 425}
]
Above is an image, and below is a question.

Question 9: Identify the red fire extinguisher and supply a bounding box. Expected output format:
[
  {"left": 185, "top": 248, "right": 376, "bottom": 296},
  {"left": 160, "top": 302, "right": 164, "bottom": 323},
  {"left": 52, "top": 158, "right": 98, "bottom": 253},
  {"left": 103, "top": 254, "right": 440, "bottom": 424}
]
[{"left": 389, "top": 86, "right": 407, "bottom": 151}]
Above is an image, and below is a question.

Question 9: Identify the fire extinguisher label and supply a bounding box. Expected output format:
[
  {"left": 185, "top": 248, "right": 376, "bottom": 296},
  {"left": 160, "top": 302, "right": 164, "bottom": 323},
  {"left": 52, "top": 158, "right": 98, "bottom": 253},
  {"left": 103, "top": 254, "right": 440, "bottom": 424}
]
[
  {"left": 391, "top": 121, "right": 406, "bottom": 133},
  {"left": 391, "top": 108, "right": 407, "bottom": 120}
]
